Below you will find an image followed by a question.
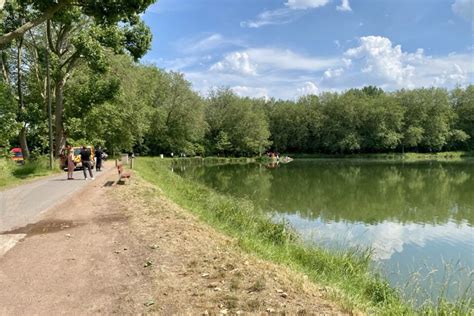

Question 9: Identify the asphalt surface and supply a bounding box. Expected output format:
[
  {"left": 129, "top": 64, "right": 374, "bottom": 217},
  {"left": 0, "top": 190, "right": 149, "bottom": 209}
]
[{"left": 0, "top": 167, "right": 110, "bottom": 256}]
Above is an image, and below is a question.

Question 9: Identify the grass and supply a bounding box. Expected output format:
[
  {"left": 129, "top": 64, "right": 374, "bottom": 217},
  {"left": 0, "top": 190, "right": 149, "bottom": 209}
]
[
  {"left": 135, "top": 157, "right": 473, "bottom": 315},
  {"left": 0, "top": 157, "right": 61, "bottom": 190}
]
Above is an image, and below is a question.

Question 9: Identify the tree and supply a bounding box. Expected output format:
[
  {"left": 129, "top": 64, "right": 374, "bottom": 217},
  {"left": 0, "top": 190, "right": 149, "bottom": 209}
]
[
  {"left": 451, "top": 85, "right": 474, "bottom": 150},
  {"left": 0, "top": 82, "right": 19, "bottom": 148},
  {"left": 206, "top": 89, "right": 271, "bottom": 156},
  {"left": 146, "top": 72, "right": 207, "bottom": 156},
  {"left": 45, "top": 8, "right": 151, "bottom": 156},
  {"left": 0, "top": 0, "right": 155, "bottom": 47}
]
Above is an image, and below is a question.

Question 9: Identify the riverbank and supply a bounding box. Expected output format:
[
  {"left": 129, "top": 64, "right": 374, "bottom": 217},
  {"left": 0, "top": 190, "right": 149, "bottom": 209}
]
[
  {"left": 136, "top": 157, "right": 473, "bottom": 314},
  {"left": 136, "top": 158, "right": 409, "bottom": 314}
]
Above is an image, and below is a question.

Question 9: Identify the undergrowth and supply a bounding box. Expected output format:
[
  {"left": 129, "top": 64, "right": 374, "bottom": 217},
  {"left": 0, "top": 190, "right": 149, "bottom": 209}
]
[{"left": 0, "top": 157, "right": 60, "bottom": 189}]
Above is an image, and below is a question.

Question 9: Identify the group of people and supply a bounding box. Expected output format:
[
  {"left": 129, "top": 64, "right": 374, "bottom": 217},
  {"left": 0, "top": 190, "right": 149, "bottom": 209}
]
[{"left": 65, "top": 145, "right": 105, "bottom": 180}]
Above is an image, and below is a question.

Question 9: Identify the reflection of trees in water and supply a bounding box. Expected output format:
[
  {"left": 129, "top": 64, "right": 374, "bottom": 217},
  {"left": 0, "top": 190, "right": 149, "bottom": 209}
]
[
  {"left": 184, "top": 161, "right": 474, "bottom": 225},
  {"left": 183, "top": 163, "right": 274, "bottom": 207}
]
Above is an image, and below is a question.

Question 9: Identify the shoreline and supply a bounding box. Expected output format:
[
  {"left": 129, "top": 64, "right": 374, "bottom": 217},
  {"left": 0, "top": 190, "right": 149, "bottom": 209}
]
[{"left": 134, "top": 157, "right": 473, "bottom": 314}]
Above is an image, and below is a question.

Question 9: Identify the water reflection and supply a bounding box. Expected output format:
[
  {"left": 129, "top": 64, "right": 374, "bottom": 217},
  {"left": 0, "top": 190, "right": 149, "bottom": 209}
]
[
  {"left": 178, "top": 160, "right": 474, "bottom": 225},
  {"left": 175, "top": 159, "right": 474, "bottom": 302}
]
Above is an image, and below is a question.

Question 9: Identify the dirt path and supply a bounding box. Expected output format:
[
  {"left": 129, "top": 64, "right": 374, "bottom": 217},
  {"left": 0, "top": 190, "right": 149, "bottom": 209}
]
[{"left": 0, "top": 170, "right": 348, "bottom": 315}]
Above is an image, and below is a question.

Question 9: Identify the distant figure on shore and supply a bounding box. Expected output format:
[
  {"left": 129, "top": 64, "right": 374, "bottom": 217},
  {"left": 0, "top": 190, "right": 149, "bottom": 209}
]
[
  {"left": 80, "top": 146, "right": 94, "bottom": 180},
  {"left": 95, "top": 146, "right": 103, "bottom": 172},
  {"left": 66, "top": 145, "right": 75, "bottom": 180}
]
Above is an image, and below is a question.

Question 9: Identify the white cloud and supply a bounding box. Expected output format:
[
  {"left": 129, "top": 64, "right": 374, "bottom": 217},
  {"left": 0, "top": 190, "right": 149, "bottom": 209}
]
[
  {"left": 177, "top": 33, "right": 245, "bottom": 54},
  {"left": 241, "top": 8, "right": 303, "bottom": 28},
  {"left": 247, "top": 48, "right": 340, "bottom": 72},
  {"left": 241, "top": 0, "right": 330, "bottom": 28},
  {"left": 324, "top": 67, "right": 344, "bottom": 78},
  {"left": 210, "top": 48, "right": 341, "bottom": 78},
  {"left": 452, "top": 0, "right": 474, "bottom": 22},
  {"left": 232, "top": 86, "right": 269, "bottom": 99},
  {"left": 344, "top": 36, "right": 473, "bottom": 88},
  {"left": 297, "top": 81, "right": 319, "bottom": 96},
  {"left": 336, "top": 0, "right": 352, "bottom": 12},
  {"left": 345, "top": 36, "right": 422, "bottom": 86},
  {"left": 285, "top": 0, "right": 330, "bottom": 10},
  {"left": 210, "top": 52, "right": 257, "bottom": 76}
]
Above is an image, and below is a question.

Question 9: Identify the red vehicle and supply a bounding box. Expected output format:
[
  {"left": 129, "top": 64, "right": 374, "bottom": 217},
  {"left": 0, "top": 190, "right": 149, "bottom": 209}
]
[{"left": 10, "top": 148, "right": 24, "bottom": 164}]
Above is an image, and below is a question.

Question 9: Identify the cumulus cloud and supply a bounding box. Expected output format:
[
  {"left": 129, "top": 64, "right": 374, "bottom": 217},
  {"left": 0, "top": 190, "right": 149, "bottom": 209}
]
[
  {"left": 452, "top": 0, "right": 474, "bottom": 22},
  {"left": 324, "top": 67, "right": 344, "bottom": 78},
  {"left": 343, "top": 36, "right": 472, "bottom": 88},
  {"left": 344, "top": 36, "right": 424, "bottom": 87},
  {"left": 336, "top": 0, "right": 352, "bottom": 12},
  {"left": 232, "top": 86, "right": 269, "bottom": 99},
  {"left": 210, "top": 52, "right": 257, "bottom": 76},
  {"left": 297, "top": 81, "right": 319, "bottom": 96}
]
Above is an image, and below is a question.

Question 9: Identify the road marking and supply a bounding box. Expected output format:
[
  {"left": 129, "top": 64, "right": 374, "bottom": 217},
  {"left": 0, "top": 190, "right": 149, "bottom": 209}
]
[{"left": 0, "top": 234, "right": 26, "bottom": 257}]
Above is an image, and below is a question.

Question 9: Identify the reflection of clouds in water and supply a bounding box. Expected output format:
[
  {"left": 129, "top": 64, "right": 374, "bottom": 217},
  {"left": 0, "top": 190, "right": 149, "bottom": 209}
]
[{"left": 286, "top": 215, "right": 473, "bottom": 260}]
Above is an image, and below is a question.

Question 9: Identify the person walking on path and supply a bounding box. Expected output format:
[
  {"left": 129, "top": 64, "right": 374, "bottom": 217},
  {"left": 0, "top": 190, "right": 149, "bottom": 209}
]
[
  {"left": 80, "top": 146, "right": 94, "bottom": 180},
  {"left": 95, "top": 146, "right": 103, "bottom": 172},
  {"left": 66, "top": 145, "right": 75, "bottom": 180}
]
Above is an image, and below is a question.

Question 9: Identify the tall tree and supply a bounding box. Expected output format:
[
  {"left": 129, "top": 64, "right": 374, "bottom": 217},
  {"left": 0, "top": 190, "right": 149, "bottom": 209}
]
[{"left": 0, "top": 0, "right": 155, "bottom": 47}]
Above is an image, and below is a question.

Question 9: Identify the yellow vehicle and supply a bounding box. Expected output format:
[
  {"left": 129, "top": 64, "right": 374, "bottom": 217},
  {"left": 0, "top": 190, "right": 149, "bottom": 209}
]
[{"left": 61, "top": 146, "right": 95, "bottom": 170}]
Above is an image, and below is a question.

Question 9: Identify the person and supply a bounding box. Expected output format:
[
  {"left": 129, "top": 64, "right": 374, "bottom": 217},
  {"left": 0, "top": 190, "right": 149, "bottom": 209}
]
[
  {"left": 80, "top": 145, "right": 94, "bottom": 180},
  {"left": 66, "top": 145, "right": 75, "bottom": 180},
  {"left": 95, "top": 146, "right": 103, "bottom": 172}
]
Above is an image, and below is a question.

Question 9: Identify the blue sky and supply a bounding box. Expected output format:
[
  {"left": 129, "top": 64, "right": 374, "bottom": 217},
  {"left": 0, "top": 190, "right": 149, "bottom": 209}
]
[{"left": 142, "top": 0, "right": 474, "bottom": 99}]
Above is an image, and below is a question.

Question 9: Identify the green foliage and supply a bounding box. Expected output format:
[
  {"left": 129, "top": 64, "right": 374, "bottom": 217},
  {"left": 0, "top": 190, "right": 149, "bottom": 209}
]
[
  {"left": 0, "top": 156, "right": 60, "bottom": 188},
  {"left": 0, "top": 83, "right": 19, "bottom": 147},
  {"left": 206, "top": 89, "right": 271, "bottom": 156}
]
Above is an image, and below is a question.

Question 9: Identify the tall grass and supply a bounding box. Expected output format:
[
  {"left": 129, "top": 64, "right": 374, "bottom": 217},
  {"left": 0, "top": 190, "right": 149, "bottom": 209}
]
[
  {"left": 135, "top": 157, "right": 415, "bottom": 313},
  {"left": 0, "top": 157, "right": 60, "bottom": 189}
]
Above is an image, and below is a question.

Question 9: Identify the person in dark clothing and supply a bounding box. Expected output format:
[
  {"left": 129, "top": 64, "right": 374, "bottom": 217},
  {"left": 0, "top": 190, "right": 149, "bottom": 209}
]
[
  {"left": 95, "top": 146, "right": 103, "bottom": 172},
  {"left": 80, "top": 146, "right": 94, "bottom": 180}
]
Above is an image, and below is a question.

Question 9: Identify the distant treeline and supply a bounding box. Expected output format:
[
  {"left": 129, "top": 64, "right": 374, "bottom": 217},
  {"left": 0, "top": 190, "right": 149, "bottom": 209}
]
[{"left": 1, "top": 53, "right": 473, "bottom": 157}]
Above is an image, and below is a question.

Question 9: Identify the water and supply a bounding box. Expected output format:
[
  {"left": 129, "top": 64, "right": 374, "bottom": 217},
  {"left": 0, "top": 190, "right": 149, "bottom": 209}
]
[{"left": 174, "top": 159, "right": 474, "bottom": 304}]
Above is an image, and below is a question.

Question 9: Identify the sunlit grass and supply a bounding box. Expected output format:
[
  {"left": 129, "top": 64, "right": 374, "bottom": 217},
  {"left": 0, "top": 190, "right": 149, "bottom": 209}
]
[{"left": 0, "top": 157, "right": 60, "bottom": 189}]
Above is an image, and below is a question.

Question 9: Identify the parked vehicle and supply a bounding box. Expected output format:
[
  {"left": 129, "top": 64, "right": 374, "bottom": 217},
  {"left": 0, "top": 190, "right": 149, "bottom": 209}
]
[{"left": 10, "top": 148, "right": 24, "bottom": 164}]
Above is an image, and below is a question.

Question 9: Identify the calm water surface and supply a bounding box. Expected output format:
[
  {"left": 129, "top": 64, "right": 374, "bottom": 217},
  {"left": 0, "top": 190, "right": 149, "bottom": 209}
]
[{"left": 175, "top": 159, "right": 474, "bottom": 303}]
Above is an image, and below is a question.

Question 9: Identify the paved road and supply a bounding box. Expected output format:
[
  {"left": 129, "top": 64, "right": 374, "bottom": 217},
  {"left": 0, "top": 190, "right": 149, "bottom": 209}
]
[{"left": 0, "top": 167, "right": 111, "bottom": 256}]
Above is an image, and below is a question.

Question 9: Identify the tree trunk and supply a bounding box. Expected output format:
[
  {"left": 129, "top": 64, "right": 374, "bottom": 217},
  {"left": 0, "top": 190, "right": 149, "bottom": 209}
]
[
  {"left": 19, "top": 126, "right": 29, "bottom": 158},
  {"left": 17, "top": 37, "right": 30, "bottom": 160},
  {"left": 54, "top": 77, "right": 66, "bottom": 157}
]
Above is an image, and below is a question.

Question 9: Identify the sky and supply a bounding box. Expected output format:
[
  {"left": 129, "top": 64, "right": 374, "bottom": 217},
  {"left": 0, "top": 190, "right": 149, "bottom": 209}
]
[{"left": 141, "top": 0, "right": 474, "bottom": 100}]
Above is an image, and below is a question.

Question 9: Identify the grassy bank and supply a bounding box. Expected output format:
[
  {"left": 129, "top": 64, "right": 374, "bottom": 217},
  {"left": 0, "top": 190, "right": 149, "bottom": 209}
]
[
  {"left": 0, "top": 157, "right": 60, "bottom": 189},
  {"left": 135, "top": 157, "right": 472, "bottom": 314},
  {"left": 289, "top": 151, "right": 474, "bottom": 161},
  {"left": 135, "top": 157, "right": 409, "bottom": 313}
]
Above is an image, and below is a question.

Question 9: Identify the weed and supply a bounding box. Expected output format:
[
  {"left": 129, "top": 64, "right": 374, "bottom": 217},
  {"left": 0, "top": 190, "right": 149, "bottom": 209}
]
[{"left": 248, "top": 275, "right": 266, "bottom": 293}]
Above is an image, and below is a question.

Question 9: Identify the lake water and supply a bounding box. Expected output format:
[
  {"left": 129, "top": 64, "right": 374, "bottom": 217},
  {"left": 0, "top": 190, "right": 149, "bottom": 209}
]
[{"left": 174, "top": 159, "right": 474, "bottom": 303}]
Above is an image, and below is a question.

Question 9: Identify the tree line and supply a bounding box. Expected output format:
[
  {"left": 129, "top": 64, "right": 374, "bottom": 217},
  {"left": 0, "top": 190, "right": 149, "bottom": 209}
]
[{"left": 1, "top": 1, "right": 473, "bottom": 158}]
